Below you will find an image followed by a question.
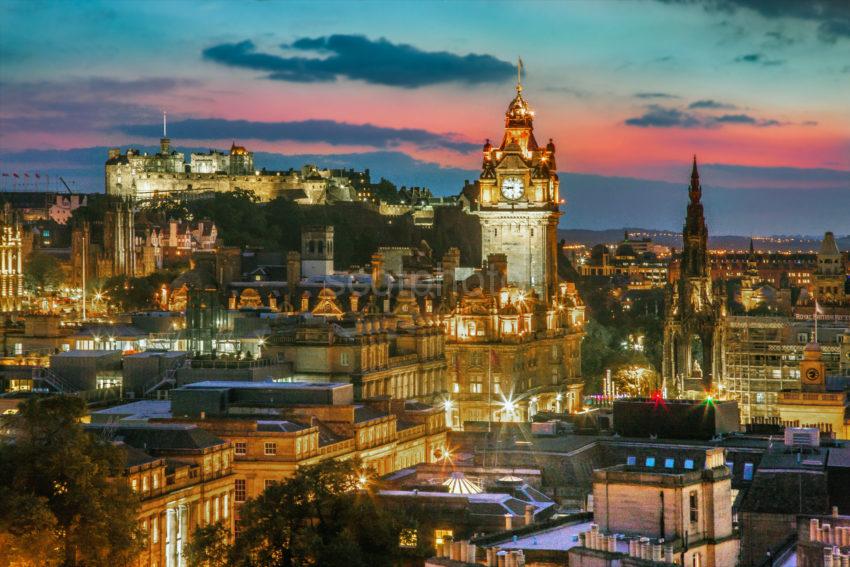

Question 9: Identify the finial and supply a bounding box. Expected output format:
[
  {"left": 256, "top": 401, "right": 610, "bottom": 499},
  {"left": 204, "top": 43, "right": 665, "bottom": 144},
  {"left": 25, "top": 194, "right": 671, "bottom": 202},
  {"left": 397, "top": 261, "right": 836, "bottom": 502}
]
[
  {"left": 691, "top": 154, "right": 699, "bottom": 178},
  {"left": 517, "top": 56, "right": 524, "bottom": 93}
]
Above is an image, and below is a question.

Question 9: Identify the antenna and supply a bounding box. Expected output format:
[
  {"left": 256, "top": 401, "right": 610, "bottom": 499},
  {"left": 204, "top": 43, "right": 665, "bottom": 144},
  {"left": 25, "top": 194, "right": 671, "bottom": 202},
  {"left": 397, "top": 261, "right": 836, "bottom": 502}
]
[{"left": 517, "top": 57, "right": 524, "bottom": 92}]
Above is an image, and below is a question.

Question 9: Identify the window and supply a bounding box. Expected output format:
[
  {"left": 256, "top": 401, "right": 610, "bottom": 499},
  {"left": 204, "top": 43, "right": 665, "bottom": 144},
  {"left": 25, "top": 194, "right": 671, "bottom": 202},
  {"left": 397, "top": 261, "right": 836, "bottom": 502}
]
[
  {"left": 152, "top": 517, "right": 159, "bottom": 543},
  {"left": 264, "top": 479, "right": 276, "bottom": 490},
  {"left": 435, "top": 529, "right": 454, "bottom": 548},
  {"left": 223, "top": 494, "right": 230, "bottom": 518},
  {"left": 626, "top": 456, "right": 636, "bottom": 466},
  {"left": 264, "top": 442, "right": 277, "bottom": 456},
  {"left": 214, "top": 497, "right": 220, "bottom": 521},
  {"left": 340, "top": 352, "right": 350, "bottom": 366},
  {"left": 664, "top": 458, "right": 675, "bottom": 469},
  {"left": 684, "top": 459, "right": 695, "bottom": 470},
  {"left": 743, "top": 462, "right": 754, "bottom": 481},
  {"left": 142, "top": 476, "right": 149, "bottom": 492},
  {"left": 725, "top": 461, "right": 734, "bottom": 473},
  {"left": 131, "top": 478, "right": 138, "bottom": 492},
  {"left": 689, "top": 491, "right": 699, "bottom": 523},
  {"left": 235, "top": 442, "right": 247, "bottom": 456},
  {"left": 470, "top": 382, "right": 483, "bottom": 394},
  {"left": 645, "top": 457, "right": 656, "bottom": 467},
  {"left": 399, "top": 528, "right": 418, "bottom": 548},
  {"left": 235, "top": 479, "right": 246, "bottom": 502},
  {"left": 452, "top": 382, "right": 460, "bottom": 394},
  {"left": 205, "top": 500, "right": 211, "bottom": 523},
  {"left": 152, "top": 474, "right": 159, "bottom": 490}
]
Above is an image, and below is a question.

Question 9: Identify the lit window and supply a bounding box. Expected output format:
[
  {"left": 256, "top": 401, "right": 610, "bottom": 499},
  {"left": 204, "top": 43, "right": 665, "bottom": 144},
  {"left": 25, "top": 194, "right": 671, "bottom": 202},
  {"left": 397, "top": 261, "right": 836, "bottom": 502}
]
[
  {"left": 235, "top": 479, "right": 246, "bottom": 502},
  {"left": 725, "top": 461, "right": 734, "bottom": 473},
  {"left": 264, "top": 442, "right": 276, "bottom": 456},
  {"left": 452, "top": 383, "right": 460, "bottom": 394},
  {"left": 684, "top": 459, "right": 695, "bottom": 470},
  {"left": 152, "top": 517, "right": 159, "bottom": 543},
  {"left": 235, "top": 442, "right": 247, "bottom": 456},
  {"left": 205, "top": 500, "right": 211, "bottom": 523},
  {"left": 142, "top": 476, "right": 149, "bottom": 492},
  {"left": 664, "top": 458, "right": 674, "bottom": 468},
  {"left": 399, "top": 528, "right": 418, "bottom": 548},
  {"left": 626, "top": 456, "right": 636, "bottom": 465},
  {"left": 223, "top": 494, "right": 229, "bottom": 518},
  {"left": 743, "top": 462, "right": 754, "bottom": 481},
  {"left": 645, "top": 457, "right": 656, "bottom": 467},
  {"left": 152, "top": 474, "right": 159, "bottom": 490},
  {"left": 689, "top": 491, "right": 699, "bottom": 523},
  {"left": 470, "top": 382, "right": 483, "bottom": 394},
  {"left": 435, "top": 529, "right": 454, "bottom": 548},
  {"left": 131, "top": 478, "right": 138, "bottom": 491}
]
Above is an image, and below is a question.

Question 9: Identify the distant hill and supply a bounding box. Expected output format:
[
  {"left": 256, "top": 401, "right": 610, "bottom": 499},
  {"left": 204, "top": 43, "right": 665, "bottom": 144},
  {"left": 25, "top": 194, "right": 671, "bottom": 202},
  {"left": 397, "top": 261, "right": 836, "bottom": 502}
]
[
  {"left": 558, "top": 228, "right": 850, "bottom": 253},
  {"left": 1, "top": 146, "right": 848, "bottom": 235}
]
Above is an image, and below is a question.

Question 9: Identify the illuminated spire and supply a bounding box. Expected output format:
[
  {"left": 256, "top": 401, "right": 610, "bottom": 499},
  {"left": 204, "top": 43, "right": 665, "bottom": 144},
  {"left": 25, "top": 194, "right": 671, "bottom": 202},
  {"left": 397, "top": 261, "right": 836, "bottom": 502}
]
[
  {"left": 163, "top": 111, "right": 167, "bottom": 137},
  {"left": 689, "top": 154, "right": 702, "bottom": 203}
]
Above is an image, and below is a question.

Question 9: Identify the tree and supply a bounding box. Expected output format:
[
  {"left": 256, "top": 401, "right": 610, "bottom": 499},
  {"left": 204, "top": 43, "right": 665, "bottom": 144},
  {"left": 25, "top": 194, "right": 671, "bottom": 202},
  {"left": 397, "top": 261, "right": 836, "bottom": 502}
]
[
  {"left": 24, "top": 252, "right": 66, "bottom": 293},
  {"left": 0, "top": 396, "right": 142, "bottom": 567},
  {"left": 186, "top": 522, "right": 231, "bottom": 567},
  {"left": 225, "top": 459, "right": 405, "bottom": 567}
]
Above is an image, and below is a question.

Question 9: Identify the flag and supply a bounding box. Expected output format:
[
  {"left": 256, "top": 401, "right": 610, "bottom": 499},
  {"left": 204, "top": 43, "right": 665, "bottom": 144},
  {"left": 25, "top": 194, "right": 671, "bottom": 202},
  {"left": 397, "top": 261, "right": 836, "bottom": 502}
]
[
  {"left": 815, "top": 300, "right": 823, "bottom": 315},
  {"left": 12, "top": 173, "right": 19, "bottom": 178},
  {"left": 24, "top": 173, "right": 29, "bottom": 178},
  {"left": 490, "top": 350, "right": 499, "bottom": 367}
]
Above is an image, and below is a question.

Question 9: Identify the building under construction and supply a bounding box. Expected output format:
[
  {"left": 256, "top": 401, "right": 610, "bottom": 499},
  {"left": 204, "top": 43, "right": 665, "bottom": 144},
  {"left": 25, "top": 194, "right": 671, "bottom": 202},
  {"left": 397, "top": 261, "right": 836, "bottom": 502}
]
[{"left": 721, "top": 315, "right": 850, "bottom": 421}]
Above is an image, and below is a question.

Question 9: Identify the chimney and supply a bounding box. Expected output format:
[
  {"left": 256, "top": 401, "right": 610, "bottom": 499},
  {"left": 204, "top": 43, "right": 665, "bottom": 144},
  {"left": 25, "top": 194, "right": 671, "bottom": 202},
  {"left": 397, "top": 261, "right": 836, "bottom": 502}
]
[
  {"left": 504, "top": 513, "right": 513, "bottom": 531},
  {"left": 287, "top": 251, "right": 301, "bottom": 306},
  {"left": 524, "top": 504, "right": 534, "bottom": 526},
  {"left": 371, "top": 252, "right": 384, "bottom": 290},
  {"left": 350, "top": 292, "right": 360, "bottom": 313}
]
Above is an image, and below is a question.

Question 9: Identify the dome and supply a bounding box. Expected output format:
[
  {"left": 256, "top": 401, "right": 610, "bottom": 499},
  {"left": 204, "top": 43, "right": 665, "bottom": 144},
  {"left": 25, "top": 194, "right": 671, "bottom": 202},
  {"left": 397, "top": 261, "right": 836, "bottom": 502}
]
[
  {"left": 442, "top": 472, "right": 482, "bottom": 495},
  {"left": 230, "top": 142, "right": 248, "bottom": 156}
]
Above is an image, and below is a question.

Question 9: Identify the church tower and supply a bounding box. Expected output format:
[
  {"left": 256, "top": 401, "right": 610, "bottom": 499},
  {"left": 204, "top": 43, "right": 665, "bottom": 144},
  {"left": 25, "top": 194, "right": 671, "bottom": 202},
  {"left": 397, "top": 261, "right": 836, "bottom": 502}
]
[
  {"left": 473, "top": 73, "right": 561, "bottom": 301},
  {"left": 663, "top": 157, "right": 725, "bottom": 394}
]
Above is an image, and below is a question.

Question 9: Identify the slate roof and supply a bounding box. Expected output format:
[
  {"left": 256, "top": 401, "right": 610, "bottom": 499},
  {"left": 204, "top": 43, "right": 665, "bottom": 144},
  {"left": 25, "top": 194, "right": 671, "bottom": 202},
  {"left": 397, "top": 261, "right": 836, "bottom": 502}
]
[
  {"left": 354, "top": 405, "right": 389, "bottom": 423},
  {"left": 87, "top": 423, "right": 226, "bottom": 453},
  {"left": 120, "top": 443, "right": 162, "bottom": 468}
]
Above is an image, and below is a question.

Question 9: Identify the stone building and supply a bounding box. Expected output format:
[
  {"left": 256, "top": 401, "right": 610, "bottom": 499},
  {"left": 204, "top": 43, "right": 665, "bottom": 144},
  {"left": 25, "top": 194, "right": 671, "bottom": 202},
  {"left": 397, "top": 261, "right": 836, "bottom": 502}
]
[
  {"left": 589, "top": 447, "right": 739, "bottom": 567},
  {"left": 777, "top": 338, "right": 850, "bottom": 439},
  {"left": 91, "top": 380, "right": 449, "bottom": 510},
  {"left": 0, "top": 205, "right": 23, "bottom": 313},
  {"left": 85, "top": 422, "right": 235, "bottom": 567},
  {"left": 446, "top": 81, "right": 586, "bottom": 426}
]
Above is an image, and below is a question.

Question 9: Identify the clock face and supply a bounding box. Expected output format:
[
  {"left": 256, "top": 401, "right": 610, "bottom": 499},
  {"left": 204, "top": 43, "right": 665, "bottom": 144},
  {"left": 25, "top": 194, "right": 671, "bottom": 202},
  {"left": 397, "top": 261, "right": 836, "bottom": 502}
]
[
  {"left": 501, "top": 177, "right": 524, "bottom": 200},
  {"left": 804, "top": 367, "right": 821, "bottom": 382}
]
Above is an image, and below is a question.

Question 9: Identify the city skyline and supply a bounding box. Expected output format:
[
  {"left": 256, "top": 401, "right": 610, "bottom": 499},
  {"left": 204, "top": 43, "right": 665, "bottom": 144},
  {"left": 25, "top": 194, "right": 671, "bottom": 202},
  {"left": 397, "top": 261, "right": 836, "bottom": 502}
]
[{"left": 1, "top": 0, "right": 849, "bottom": 234}]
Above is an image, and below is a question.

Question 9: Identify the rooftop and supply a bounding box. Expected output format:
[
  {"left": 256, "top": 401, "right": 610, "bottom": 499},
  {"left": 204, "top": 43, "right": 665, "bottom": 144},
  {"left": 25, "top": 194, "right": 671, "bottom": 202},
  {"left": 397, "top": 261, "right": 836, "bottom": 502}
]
[{"left": 181, "top": 380, "right": 350, "bottom": 390}]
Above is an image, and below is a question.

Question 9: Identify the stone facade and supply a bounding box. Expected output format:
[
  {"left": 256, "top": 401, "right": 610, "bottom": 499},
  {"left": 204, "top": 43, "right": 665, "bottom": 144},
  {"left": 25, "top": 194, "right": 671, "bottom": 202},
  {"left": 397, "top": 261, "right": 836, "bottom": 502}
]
[{"left": 0, "top": 205, "right": 23, "bottom": 312}]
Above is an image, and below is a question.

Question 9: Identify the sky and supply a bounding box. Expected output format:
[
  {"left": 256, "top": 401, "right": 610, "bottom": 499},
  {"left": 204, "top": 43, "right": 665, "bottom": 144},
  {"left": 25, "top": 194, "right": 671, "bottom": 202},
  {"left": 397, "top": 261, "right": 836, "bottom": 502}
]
[{"left": 1, "top": 0, "right": 848, "bottom": 235}]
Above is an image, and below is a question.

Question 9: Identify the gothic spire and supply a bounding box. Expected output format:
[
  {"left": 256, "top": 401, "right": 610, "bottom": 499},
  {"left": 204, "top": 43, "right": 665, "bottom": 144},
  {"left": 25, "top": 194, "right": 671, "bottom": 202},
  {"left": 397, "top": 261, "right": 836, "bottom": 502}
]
[{"left": 689, "top": 155, "right": 701, "bottom": 203}]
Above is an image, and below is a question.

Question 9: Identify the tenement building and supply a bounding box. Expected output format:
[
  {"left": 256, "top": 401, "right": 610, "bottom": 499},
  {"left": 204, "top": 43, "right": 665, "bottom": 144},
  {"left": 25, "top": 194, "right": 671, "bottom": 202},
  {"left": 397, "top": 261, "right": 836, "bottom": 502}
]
[{"left": 448, "top": 80, "right": 585, "bottom": 425}]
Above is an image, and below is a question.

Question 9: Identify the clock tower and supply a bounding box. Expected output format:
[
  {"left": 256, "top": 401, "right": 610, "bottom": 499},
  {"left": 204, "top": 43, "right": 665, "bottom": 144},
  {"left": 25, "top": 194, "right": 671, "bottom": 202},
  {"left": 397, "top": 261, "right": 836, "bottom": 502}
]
[
  {"left": 800, "top": 341, "right": 826, "bottom": 392},
  {"left": 474, "top": 77, "right": 561, "bottom": 301}
]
